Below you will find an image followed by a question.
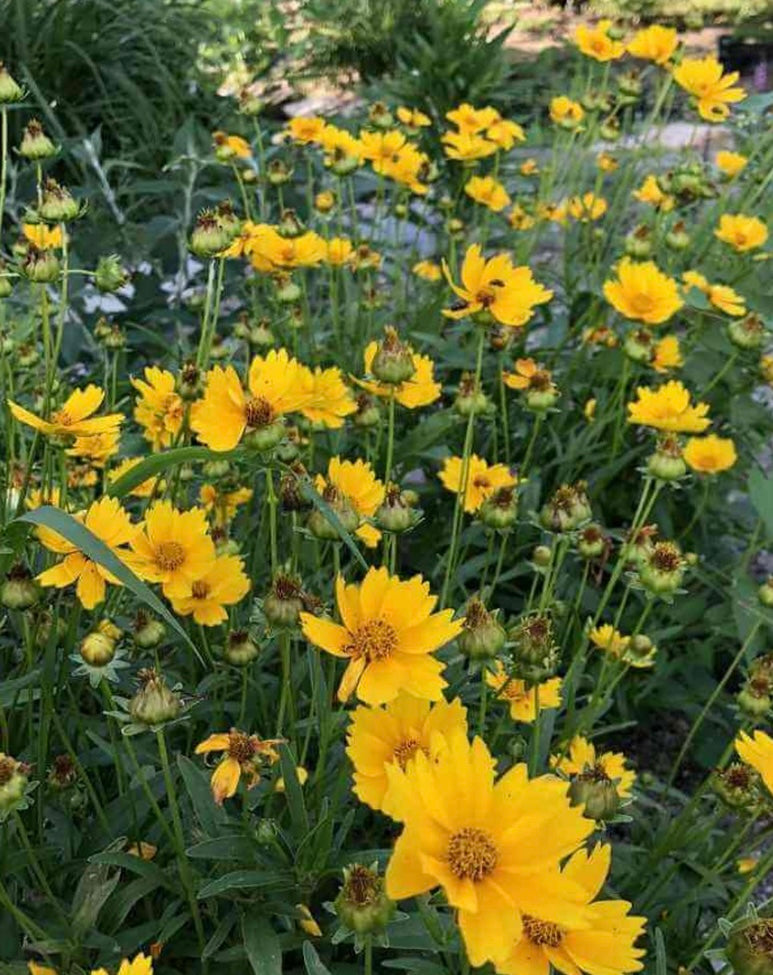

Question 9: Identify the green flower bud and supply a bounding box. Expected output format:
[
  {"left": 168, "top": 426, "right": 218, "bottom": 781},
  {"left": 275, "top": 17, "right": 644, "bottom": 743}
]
[
  {"left": 577, "top": 524, "right": 606, "bottom": 559},
  {"left": 264, "top": 574, "right": 305, "bottom": 628},
  {"left": 276, "top": 277, "right": 302, "bottom": 304},
  {"left": 21, "top": 247, "right": 60, "bottom": 283},
  {"left": 624, "top": 226, "right": 652, "bottom": 259},
  {"left": 243, "top": 417, "right": 286, "bottom": 453},
  {"left": 368, "top": 102, "right": 394, "bottom": 129},
  {"left": 133, "top": 611, "right": 166, "bottom": 649},
  {"left": 532, "top": 545, "right": 552, "bottom": 568},
  {"left": 727, "top": 918, "right": 773, "bottom": 975},
  {"left": 624, "top": 328, "right": 653, "bottom": 363},
  {"left": 375, "top": 485, "right": 418, "bottom": 534},
  {"left": 618, "top": 72, "right": 642, "bottom": 97},
  {"left": 737, "top": 678, "right": 771, "bottom": 720},
  {"left": 759, "top": 578, "right": 773, "bottom": 608},
  {"left": 267, "top": 159, "right": 292, "bottom": 186},
  {"left": 371, "top": 326, "right": 416, "bottom": 384},
  {"left": 639, "top": 540, "right": 685, "bottom": 594},
  {"left": 0, "top": 63, "right": 23, "bottom": 103},
  {"left": 19, "top": 119, "right": 57, "bottom": 159},
  {"left": 729, "top": 314, "right": 765, "bottom": 350},
  {"left": 713, "top": 763, "right": 762, "bottom": 810},
  {"left": 665, "top": 223, "right": 690, "bottom": 251},
  {"left": 307, "top": 486, "right": 360, "bottom": 540},
  {"left": 478, "top": 486, "right": 518, "bottom": 530},
  {"left": 458, "top": 598, "right": 505, "bottom": 660},
  {"left": 509, "top": 613, "right": 560, "bottom": 683},
  {"left": 224, "top": 629, "right": 260, "bottom": 666},
  {"left": 647, "top": 434, "right": 687, "bottom": 482},
  {"left": 354, "top": 394, "right": 381, "bottom": 428},
  {"left": 190, "top": 209, "right": 231, "bottom": 258},
  {"left": 94, "top": 255, "right": 130, "bottom": 293},
  {"left": 539, "top": 482, "right": 591, "bottom": 533},
  {"left": 1, "top": 565, "right": 40, "bottom": 609},
  {"left": 39, "top": 179, "right": 81, "bottom": 222},
  {"left": 0, "top": 268, "right": 12, "bottom": 299},
  {"left": 129, "top": 669, "right": 181, "bottom": 726},
  {"left": 454, "top": 372, "right": 489, "bottom": 417},
  {"left": 334, "top": 863, "right": 396, "bottom": 935},
  {"left": 278, "top": 208, "right": 304, "bottom": 238},
  {"left": 568, "top": 769, "right": 621, "bottom": 821},
  {"left": 0, "top": 754, "right": 29, "bottom": 813},
  {"left": 79, "top": 630, "right": 116, "bottom": 667}
]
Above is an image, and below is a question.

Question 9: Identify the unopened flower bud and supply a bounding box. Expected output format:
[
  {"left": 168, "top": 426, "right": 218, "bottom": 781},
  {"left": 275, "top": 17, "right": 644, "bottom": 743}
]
[
  {"left": 1, "top": 564, "right": 40, "bottom": 609},
  {"left": 479, "top": 485, "right": 518, "bottom": 530},
  {"left": 737, "top": 678, "right": 771, "bottom": 720},
  {"left": 375, "top": 484, "right": 417, "bottom": 533},
  {"left": 569, "top": 769, "right": 621, "bottom": 821},
  {"left": 308, "top": 486, "right": 360, "bottom": 540},
  {"left": 224, "top": 629, "right": 259, "bottom": 666},
  {"left": 0, "top": 63, "right": 23, "bottom": 103},
  {"left": 510, "top": 613, "right": 560, "bottom": 682},
  {"left": 458, "top": 598, "right": 505, "bottom": 660},
  {"left": 129, "top": 669, "right": 181, "bottom": 726},
  {"left": 532, "top": 545, "right": 552, "bottom": 568},
  {"left": 133, "top": 610, "right": 166, "bottom": 649},
  {"left": 95, "top": 255, "right": 130, "bottom": 293},
  {"left": 454, "top": 372, "right": 489, "bottom": 416},
  {"left": 729, "top": 313, "right": 765, "bottom": 350},
  {"left": 639, "top": 540, "right": 685, "bottom": 594},
  {"left": 275, "top": 275, "right": 302, "bottom": 304},
  {"left": 39, "top": 178, "right": 81, "bottom": 223},
  {"left": 647, "top": 434, "right": 687, "bottom": 481},
  {"left": 264, "top": 574, "right": 305, "bottom": 628},
  {"left": 80, "top": 630, "right": 116, "bottom": 667},
  {"left": 540, "top": 482, "right": 591, "bottom": 533},
  {"left": 665, "top": 222, "right": 690, "bottom": 251},
  {"left": 758, "top": 578, "right": 773, "bottom": 608},
  {"left": 21, "top": 246, "right": 60, "bottom": 283},
  {"left": 726, "top": 918, "right": 773, "bottom": 975},
  {"left": 368, "top": 102, "right": 394, "bottom": 130},
  {"left": 267, "top": 159, "right": 292, "bottom": 185},
  {"left": 19, "top": 119, "right": 57, "bottom": 159},
  {"left": 0, "top": 754, "right": 29, "bottom": 813},
  {"left": 371, "top": 326, "right": 416, "bottom": 384},
  {"left": 624, "top": 328, "right": 653, "bottom": 363},
  {"left": 190, "top": 209, "right": 231, "bottom": 258},
  {"left": 334, "top": 863, "right": 396, "bottom": 935},
  {"left": 354, "top": 393, "right": 381, "bottom": 428},
  {"left": 624, "top": 226, "right": 652, "bottom": 259},
  {"left": 577, "top": 524, "right": 606, "bottom": 559}
]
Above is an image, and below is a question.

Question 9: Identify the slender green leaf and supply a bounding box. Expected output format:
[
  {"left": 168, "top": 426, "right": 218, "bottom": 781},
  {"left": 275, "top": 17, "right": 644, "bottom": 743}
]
[
  {"left": 106, "top": 446, "right": 240, "bottom": 498},
  {"left": 177, "top": 754, "right": 229, "bottom": 836},
  {"left": 303, "top": 942, "right": 332, "bottom": 975},
  {"left": 198, "top": 870, "right": 288, "bottom": 899},
  {"left": 279, "top": 743, "right": 309, "bottom": 836},
  {"left": 243, "top": 913, "right": 282, "bottom": 975}
]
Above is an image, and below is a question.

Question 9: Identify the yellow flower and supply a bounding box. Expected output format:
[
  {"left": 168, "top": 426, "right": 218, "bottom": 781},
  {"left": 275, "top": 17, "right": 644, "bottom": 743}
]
[
  {"left": 22, "top": 222, "right": 64, "bottom": 250},
  {"left": 627, "top": 380, "right": 710, "bottom": 433},
  {"left": 603, "top": 258, "right": 683, "bottom": 325},
  {"left": 131, "top": 367, "right": 184, "bottom": 451},
  {"left": 108, "top": 458, "right": 164, "bottom": 498},
  {"left": 497, "top": 844, "right": 646, "bottom": 975},
  {"left": 627, "top": 24, "right": 678, "bottom": 64},
  {"left": 212, "top": 131, "right": 251, "bottom": 159},
  {"left": 301, "top": 365, "right": 357, "bottom": 429},
  {"left": 384, "top": 731, "right": 593, "bottom": 967},
  {"left": 486, "top": 663, "right": 562, "bottom": 723},
  {"left": 168, "top": 553, "right": 250, "bottom": 626},
  {"left": 552, "top": 735, "right": 636, "bottom": 798},
  {"left": 651, "top": 335, "right": 683, "bottom": 373},
  {"left": 597, "top": 151, "right": 618, "bottom": 172},
  {"left": 549, "top": 96, "right": 584, "bottom": 127},
  {"left": 443, "top": 244, "right": 552, "bottom": 328},
  {"left": 128, "top": 500, "right": 216, "bottom": 599},
  {"left": 275, "top": 766, "right": 309, "bottom": 793},
  {"left": 382, "top": 143, "right": 431, "bottom": 195},
  {"left": 326, "top": 237, "right": 354, "bottom": 266},
  {"left": 191, "top": 351, "right": 312, "bottom": 451},
  {"left": 442, "top": 130, "right": 498, "bottom": 162},
  {"left": 485, "top": 118, "right": 525, "bottom": 150},
  {"left": 412, "top": 259, "right": 442, "bottom": 282},
  {"left": 589, "top": 624, "right": 630, "bottom": 659},
  {"left": 320, "top": 125, "right": 363, "bottom": 165},
  {"left": 36, "top": 497, "right": 136, "bottom": 610},
  {"left": 714, "top": 213, "right": 768, "bottom": 252},
  {"left": 503, "top": 358, "right": 557, "bottom": 396},
  {"left": 67, "top": 429, "right": 121, "bottom": 467},
  {"left": 299, "top": 566, "right": 462, "bottom": 704},
  {"left": 90, "top": 954, "right": 154, "bottom": 975},
  {"left": 508, "top": 203, "right": 536, "bottom": 231},
  {"left": 359, "top": 129, "right": 407, "bottom": 173},
  {"left": 682, "top": 270, "right": 745, "bottom": 315},
  {"left": 632, "top": 174, "right": 674, "bottom": 212},
  {"left": 575, "top": 20, "right": 625, "bottom": 61},
  {"left": 199, "top": 484, "right": 253, "bottom": 526},
  {"left": 127, "top": 841, "right": 157, "bottom": 861},
  {"left": 347, "top": 693, "right": 468, "bottom": 811},
  {"left": 536, "top": 200, "right": 568, "bottom": 224},
  {"left": 314, "top": 190, "right": 335, "bottom": 213},
  {"left": 735, "top": 729, "right": 773, "bottom": 796},
  {"left": 439, "top": 454, "right": 517, "bottom": 514},
  {"left": 9, "top": 385, "right": 123, "bottom": 440},
  {"left": 195, "top": 729, "right": 281, "bottom": 804},
  {"left": 520, "top": 158, "right": 539, "bottom": 176},
  {"left": 356, "top": 344, "right": 441, "bottom": 409},
  {"left": 296, "top": 903, "right": 323, "bottom": 937},
  {"left": 683, "top": 435, "right": 737, "bottom": 474},
  {"left": 446, "top": 103, "right": 499, "bottom": 134},
  {"left": 257, "top": 229, "right": 327, "bottom": 268},
  {"left": 464, "top": 175, "right": 511, "bottom": 212},
  {"left": 396, "top": 106, "right": 431, "bottom": 129},
  {"left": 715, "top": 150, "right": 748, "bottom": 178},
  {"left": 315, "top": 457, "right": 385, "bottom": 548},
  {"left": 287, "top": 116, "right": 326, "bottom": 144},
  {"left": 673, "top": 56, "right": 746, "bottom": 122},
  {"left": 568, "top": 192, "right": 607, "bottom": 221},
  {"left": 584, "top": 398, "right": 597, "bottom": 422}
]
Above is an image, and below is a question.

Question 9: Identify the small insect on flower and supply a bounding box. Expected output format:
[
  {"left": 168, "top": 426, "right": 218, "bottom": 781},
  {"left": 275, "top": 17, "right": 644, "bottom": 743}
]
[
  {"left": 300, "top": 566, "right": 463, "bottom": 704},
  {"left": 196, "top": 730, "right": 282, "bottom": 804}
]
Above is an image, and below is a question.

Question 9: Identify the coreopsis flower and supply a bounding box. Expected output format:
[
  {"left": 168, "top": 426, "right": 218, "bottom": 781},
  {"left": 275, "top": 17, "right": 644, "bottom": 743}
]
[
  {"left": 567, "top": 192, "right": 607, "bottom": 221},
  {"left": 383, "top": 143, "right": 431, "bottom": 195},
  {"left": 412, "top": 259, "right": 442, "bottom": 281},
  {"left": 589, "top": 624, "right": 630, "bottom": 659},
  {"left": 108, "top": 458, "right": 164, "bottom": 498},
  {"left": 67, "top": 429, "right": 121, "bottom": 467},
  {"left": 597, "top": 151, "right": 618, "bottom": 172},
  {"left": 627, "top": 380, "right": 710, "bottom": 433},
  {"left": 632, "top": 175, "right": 674, "bottom": 211},
  {"left": 673, "top": 56, "right": 745, "bottom": 122},
  {"left": 22, "top": 222, "right": 64, "bottom": 250},
  {"left": 574, "top": 20, "right": 624, "bottom": 61},
  {"left": 128, "top": 500, "right": 216, "bottom": 599},
  {"left": 520, "top": 158, "right": 539, "bottom": 176},
  {"left": 549, "top": 96, "right": 584, "bottom": 128},
  {"left": 301, "top": 366, "right": 357, "bottom": 428},
  {"left": 446, "top": 103, "right": 499, "bottom": 134},
  {"left": 486, "top": 118, "right": 525, "bottom": 150},
  {"left": 195, "top": 729, "right": 281, "bottom": 804},
  {"left": 356, "top": 344, "right": 441, "bottom": 408},
  {"left": 682, "top": 270, "right": 746, "bottom": 316},
  {"left": 508, "top": 203, "right": 536, "bottom": 231},
  {"left": 497, "top": 844, "right": 646, "bottom": 975},
  {"left": 212, "top": 131, "right": 251, "bottom": 160},
  {"left": 131, "top": 367, "right": 184, "bottom": 451},
  {"left": 464, "top": 175, "right": 511, "bottom": 212},
  {"left": 258, "top": 229, "right": 327, "bottom": 268},
  {"left": 442, "top": 130, "right": 498, "bottom": 162},
  {"left": 651, "top": 335, "right": 683, "bottom": 373},
  {"left": 36, "top": 497, "right": 136, "bottom": 609},
  {"left": 299, "top": 566, "right": 463, "bottom": 704},
  {"left": 315, "top": 457, "right": 385, "bottom": 548},
  {"left": 396, "top": 106, "right": 431, "bottom": 130},
  {"left": 199, "top": 484, "right": 253, "bottom": 526},
  {"left": 384, "top": 731, "right": 593, "bottom": 967},
  {"left": 346, "top": 693, "right": 468, "bottom": 811},
  {"left": 627, "top": 24, "right": 678, "bottom": 64},
  {"left": 443, "top": 244, "right": 552, "bottom": 328},
  {"left": 359, "top": 129, "right": 407, "bottom": 173},
  {"left": 536, "top": 200, "right": 568, "bottom": 224},
  {"left": 439, "top": 455, "right": 517, "bottom": 514},
  {"left": 603, "top": 259, "right": 683, "bottom": 325},
  {"left": 552, "top": 735, "right": 635, "bottom": 798},
  {"left": 287, "top": 116, "right": 326, "bottom": 144},
  {"left": 683, "top": 434, "right": 737, "bottom": 474},
  {"left": 191, "top": 351, "right": 312, "bottom": 451},
  {"left": 503, "top": 358, "right": 559, "bottom": 411},
  {"left": 9, "top": 385, "right": 123, "bottom": 440},
  {"left": 714, "top": 213, "right": 768, "bottom": 252},
  {"left": 168, "top": 554, "right": 250, "bottom": 625},
  {"left": 320, "top": 125, "right": 363, "bottom": 168},
  {"left": 326, "top": 237, "right": 354, "bottom": 266},
  {"left": 584, "top": 398, "right": 597, "bottom": 421},
  {"left": 715, "top": 150, "right": 748, "bottom": 178},
  {"left": 735, "top": 730, "right": 773, "bottom": 795},
  {"left": 486, "top": 663, "right": 562, "bottom": 722},
  {"left": 737, "top": 857, "right": 759, "bottom": 874}
]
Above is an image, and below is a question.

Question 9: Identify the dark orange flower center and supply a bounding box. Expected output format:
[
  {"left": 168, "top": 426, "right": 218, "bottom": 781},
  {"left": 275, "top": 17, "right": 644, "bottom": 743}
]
[
  {"left": 191, "top": 580, "right": 211, "bottom": 600},
  {"left": 228, "top": 731, "right": 258, "bottom": 763},
  {"left": 51, "top": 408, "right": 74, "bottom": 426},
  {"left": 447, "top": 827, "right": 498, "bottom": 881},
  {"left": 244, "top": 396, "right": 274, "bottom": 428},
  {"left": 344, "top": 618, "right": 398, "bottom": 661},
  {"left": 523, "top": 914, "right": 564, "bottom": 947},
  {"left": 155, "top": 540, "right": 186, "bottom": 572},
  {"left": 392, "top": 737, "right": 427, "bottom": 770}
]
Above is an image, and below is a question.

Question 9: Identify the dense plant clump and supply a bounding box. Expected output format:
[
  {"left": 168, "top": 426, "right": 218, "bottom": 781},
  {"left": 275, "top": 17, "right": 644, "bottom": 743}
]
[{"left": 0, "top": 17, "right": 772, "bottom": 975}]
